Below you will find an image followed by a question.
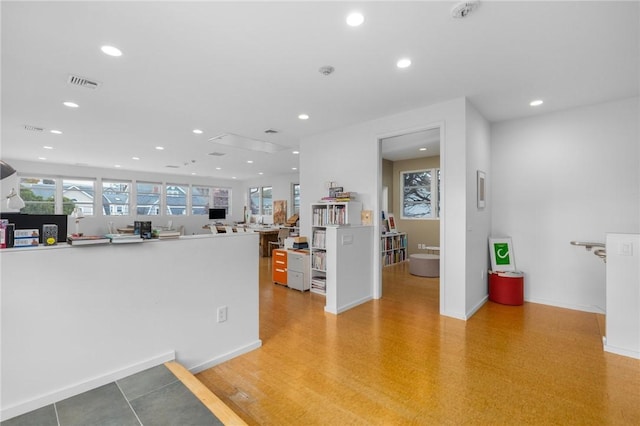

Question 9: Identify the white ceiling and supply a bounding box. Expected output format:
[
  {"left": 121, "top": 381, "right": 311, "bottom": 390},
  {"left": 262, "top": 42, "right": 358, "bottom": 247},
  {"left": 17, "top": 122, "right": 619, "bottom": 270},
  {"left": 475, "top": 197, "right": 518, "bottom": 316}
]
[{"left": 2, "top": 1, "right": 638, "bottom": 180}]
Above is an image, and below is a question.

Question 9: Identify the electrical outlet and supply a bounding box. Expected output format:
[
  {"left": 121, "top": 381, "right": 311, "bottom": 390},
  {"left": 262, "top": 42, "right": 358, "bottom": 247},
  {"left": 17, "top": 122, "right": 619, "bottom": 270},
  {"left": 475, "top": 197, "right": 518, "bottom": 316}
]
[
  {"left": 217, "top": 306, "right": 228, "bottom": 323},
  {"left": 417, "top": 243, "right": 421, "bottom": 249}
]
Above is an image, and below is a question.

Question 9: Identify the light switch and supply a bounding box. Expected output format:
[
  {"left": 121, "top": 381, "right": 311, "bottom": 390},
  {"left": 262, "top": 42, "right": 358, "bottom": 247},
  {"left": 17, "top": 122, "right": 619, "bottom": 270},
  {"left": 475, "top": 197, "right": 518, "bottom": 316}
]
[
  {"left": 619, "top": 242, "right": 633, "bottom": 256},
  {"left": 342, "top": 234, "right": 353, "bottom": 245}
]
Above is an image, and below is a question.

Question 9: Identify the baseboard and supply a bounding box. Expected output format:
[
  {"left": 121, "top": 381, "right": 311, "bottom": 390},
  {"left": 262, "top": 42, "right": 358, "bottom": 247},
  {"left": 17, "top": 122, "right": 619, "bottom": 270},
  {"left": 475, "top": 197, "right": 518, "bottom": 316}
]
[
  {"left": 0, "top": 351, "right": 175, "bottom": 422},
  {"left": 465, "top": 295, "right": 488, "bottom": 319},
  {"left": 187, "top": 340, "right": 263, "bottom": 374},
  {"left": 526, "top": 297, "right": 606, "bottom": 314},
  {"left": 325, "top": 295, "right": 373, "bottom": 315},
  {"left": 603, "top": 341, "right": 640, "bottom": 359}
]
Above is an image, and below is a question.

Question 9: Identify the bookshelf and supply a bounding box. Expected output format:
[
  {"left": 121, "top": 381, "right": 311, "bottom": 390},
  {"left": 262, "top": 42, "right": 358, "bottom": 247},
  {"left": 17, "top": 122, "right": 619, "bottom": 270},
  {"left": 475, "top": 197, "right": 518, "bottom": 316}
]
[
  {"left": 310, "top": 201, "right": 362, "bottom": 295},
  {"left": 381, "top": 232, "right": 408, "bottom": 266}
]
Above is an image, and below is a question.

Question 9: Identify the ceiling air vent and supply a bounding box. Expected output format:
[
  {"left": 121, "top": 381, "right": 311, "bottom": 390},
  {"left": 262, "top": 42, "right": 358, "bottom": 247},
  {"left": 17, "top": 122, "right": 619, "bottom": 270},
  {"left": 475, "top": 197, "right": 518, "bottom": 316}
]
[
  {"left": 24, "top": 124, "right": 44, "bottom": 132},
  {"left": 264, "top": 128, "right": 279, "bottom": 134},
  {"left": 208, "top": 152, "right": 226, "bottom": 156},
  {"left": 165, "top": 165, "right": 180, "bottom": 169},
  {"left": 67, "top": 74, "right": 101, "bottom": 90},
  {"left": 451, "top": 1, "right": 479, "bottom": 19}
]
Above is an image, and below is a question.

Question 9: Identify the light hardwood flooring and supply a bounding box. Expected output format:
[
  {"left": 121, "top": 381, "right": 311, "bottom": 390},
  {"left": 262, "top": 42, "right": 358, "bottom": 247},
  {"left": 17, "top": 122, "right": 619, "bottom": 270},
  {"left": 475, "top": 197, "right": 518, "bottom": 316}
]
[{"left": 197, "top": 258, "right": 640, "bottom": 425}]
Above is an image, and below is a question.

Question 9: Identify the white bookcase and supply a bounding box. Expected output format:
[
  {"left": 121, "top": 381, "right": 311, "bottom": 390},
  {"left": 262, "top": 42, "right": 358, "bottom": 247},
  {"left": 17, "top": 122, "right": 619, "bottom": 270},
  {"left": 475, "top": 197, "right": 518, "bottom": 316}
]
[
  {"left": 310, "top": 201, "right": 362, "bottom": 295},
  {"left": 381, "top": 232, "right": 408, "bottom": 266}
]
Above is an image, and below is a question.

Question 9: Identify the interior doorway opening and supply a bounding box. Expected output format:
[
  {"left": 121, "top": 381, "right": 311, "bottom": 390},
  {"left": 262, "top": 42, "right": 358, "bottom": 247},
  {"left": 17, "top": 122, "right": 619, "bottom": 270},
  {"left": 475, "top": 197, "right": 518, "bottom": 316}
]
[{"left": 377, "top": 125, "right": 443, "bottom": 307}]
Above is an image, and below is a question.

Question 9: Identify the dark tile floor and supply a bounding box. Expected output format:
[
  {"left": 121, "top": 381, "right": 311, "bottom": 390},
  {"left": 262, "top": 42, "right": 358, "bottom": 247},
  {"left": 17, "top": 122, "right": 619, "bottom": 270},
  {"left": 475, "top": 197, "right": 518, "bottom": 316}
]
[{"left": 2, "top": 365, "right": 223, "bottom": 426}]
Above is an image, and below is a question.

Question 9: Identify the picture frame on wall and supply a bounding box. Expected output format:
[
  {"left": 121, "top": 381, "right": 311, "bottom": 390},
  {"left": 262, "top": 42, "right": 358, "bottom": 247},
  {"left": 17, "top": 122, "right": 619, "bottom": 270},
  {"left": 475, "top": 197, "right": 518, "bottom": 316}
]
[{"left": 477, "top": 170, "right": 486, "bottom": 210}]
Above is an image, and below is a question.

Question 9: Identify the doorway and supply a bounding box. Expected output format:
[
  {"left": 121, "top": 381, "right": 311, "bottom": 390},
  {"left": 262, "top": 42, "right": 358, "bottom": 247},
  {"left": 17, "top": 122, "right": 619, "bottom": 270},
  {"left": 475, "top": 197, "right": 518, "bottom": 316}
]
[{"left": 377, "top": 125, "right": 443, "bottom": 304}]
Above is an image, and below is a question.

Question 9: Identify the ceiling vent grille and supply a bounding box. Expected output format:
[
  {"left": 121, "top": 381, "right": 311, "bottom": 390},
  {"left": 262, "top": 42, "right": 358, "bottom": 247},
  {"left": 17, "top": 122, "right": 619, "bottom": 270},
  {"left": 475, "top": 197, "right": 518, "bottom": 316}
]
[
  {"left": 208, "top": 152, "right": 226, "bottom": 156},
  {"left": 165, "top": 165, "right": 180, "bottom": 168},
  {"left": 264, "top": 128, "right": 279, "bottom": 134},
  {"left": 24, "top": 124, "right": 44, "bottom": 132},
  {"left": 68, "top": 74, "right": 101, "bottom": 89}
]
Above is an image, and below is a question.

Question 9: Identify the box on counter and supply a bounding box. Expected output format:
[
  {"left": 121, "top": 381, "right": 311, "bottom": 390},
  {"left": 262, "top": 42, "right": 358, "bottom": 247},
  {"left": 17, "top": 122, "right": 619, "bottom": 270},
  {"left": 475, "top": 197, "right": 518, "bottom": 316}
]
[
  {"left": 14, "top": 229, "right": 39, "bottom": 239},
  {"left": 14, "top": 237, "right": 40, "bottom": 247},
  {"left": 293, "top": 236, "right": 308, "bottom": 243}
]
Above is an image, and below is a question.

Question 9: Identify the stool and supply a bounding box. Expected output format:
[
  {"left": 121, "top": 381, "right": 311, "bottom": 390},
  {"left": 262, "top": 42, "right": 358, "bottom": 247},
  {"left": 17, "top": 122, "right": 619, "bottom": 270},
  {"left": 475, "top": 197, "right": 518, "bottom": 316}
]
[{"left": 409, "top": 254, "right": 440, "bottom": 277}]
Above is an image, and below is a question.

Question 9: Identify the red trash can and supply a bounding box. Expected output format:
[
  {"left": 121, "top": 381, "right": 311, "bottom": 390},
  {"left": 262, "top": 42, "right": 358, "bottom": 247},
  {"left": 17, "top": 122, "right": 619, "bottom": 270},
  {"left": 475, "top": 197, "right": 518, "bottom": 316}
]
[{"left": 488, "top": 271, "right": 524, "bottom": 305}]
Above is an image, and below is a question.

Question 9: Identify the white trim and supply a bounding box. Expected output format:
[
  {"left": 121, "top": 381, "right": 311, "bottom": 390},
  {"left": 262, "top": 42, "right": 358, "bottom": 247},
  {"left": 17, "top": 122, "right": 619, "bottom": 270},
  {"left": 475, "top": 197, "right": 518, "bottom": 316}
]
[
  {"left": 0, "top": 351, "right": 175, "bottom": 422},
  {"left": 324, "top": 296, "right": 373, "bottom": 315},
  {"left": 188, "top": 340, "right": 263, "bottom": 374}
]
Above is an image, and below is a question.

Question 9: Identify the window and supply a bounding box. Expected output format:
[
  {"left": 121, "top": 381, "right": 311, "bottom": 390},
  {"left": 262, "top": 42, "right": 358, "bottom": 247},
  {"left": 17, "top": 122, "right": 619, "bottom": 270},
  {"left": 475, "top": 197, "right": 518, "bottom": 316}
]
[
  {"left": 192, "top": 186, "right": 231, "bottom": 215},
  {"left": 166, "top": 184, "right": 188, "bottom": 216},
  {"left": 102, "top": 181, "right": 130, "bottom": 216},
  {"left": 401, "top": 168, "right": 440, "bottom": 219},
  {"left": 292, "top": 183, "right": 300, "bottom": 215},
  {"left": 19, "top": 177, "right": 57, "bottom": 214},
  {"left": 262, "top": 186, "right": 272, "bottom": 215},
  {"left": 250, "top": 186, "right": 272, "bottom": 215},
  {"left": 249, "top": 187, "right": 260, "bottom": 214},
  {"left": 63, "top": 179, "right": 95, "bottom": 216},
  {"left": 136, "top": 182, "right": 161, "bottom": 216}
]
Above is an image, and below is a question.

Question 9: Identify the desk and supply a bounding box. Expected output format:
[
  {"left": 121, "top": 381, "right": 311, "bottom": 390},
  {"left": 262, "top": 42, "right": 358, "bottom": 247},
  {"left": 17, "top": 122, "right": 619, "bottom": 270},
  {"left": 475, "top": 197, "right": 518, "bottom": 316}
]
[{"left": 257, "top": 229, "right": 279, "bottom": 257}]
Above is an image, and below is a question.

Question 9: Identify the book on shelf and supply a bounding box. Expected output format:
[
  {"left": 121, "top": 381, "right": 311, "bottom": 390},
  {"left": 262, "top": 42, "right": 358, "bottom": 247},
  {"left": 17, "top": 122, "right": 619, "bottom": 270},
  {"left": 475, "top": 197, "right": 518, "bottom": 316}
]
[
  {"left": 105, "top": 233, "right": 143, "bottom": 244},
  {"left": 67, "top": 235, "right": 111, "bottom": 246},
  {"left": 156, "top": 230, "right": 181, "bottom": 239}
]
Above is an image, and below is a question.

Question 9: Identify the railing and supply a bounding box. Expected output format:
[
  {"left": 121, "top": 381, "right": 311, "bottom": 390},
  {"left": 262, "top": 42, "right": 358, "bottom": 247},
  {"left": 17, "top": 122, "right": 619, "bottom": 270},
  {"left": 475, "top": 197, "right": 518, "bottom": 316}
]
[{"left": 570, "top": 241, "right": 606, "bottom": 262}]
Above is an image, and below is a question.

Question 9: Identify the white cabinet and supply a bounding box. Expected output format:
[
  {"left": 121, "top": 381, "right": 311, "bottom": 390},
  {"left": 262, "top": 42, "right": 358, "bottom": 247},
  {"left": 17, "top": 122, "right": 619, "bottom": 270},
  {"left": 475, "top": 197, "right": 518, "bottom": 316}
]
[{"left": 287, "top": 250, "right": 310, "bottom": 292}]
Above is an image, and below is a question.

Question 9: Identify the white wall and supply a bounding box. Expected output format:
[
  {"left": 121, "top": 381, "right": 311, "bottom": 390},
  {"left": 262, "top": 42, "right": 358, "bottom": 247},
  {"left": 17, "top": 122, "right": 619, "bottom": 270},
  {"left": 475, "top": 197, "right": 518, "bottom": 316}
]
[
  {"left": 465, "top": 100, "right": 492, "bottom": 315},
  {"left": 300, "top": 97, "right": 480, "bottom": 319},
  {"left": 1, "top": 233, "right": 261, "bottom": 421},
  {"left": 605, "top": 233, "right": 640, "bottom": 359},
  {"left": 491, "top": 97, "right": 640, "bottom": 312},
  {"left": 3, "top": 159, "right": 245, "bottom": 236}
]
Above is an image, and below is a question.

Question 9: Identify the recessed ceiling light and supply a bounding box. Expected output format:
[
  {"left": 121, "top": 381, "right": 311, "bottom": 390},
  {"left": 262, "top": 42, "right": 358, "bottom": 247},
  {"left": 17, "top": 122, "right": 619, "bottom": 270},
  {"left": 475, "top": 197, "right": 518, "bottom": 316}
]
[
  {"left": 215, "top": 167, "right": 222, "bottom": 170},
  {"left": 114, "top": 164, "right": 121, "bottom": 168},
  {"left": 193, "top": 129, "right": 203, "bottom": 134},
  {"left": 530, "top": 99, "right": 544, "bottom": 107},
  {"left": 63, "top": 101, "right": 79, "bottom": 108},
  {"left": 191, "top": 172, "right": 197, "bottom": 175},
  {"left": 397, "top": 58, "right": 412, "bottom": 69},
  {"left": 292, "top": 150, "right": 300, "bottom": 155},
  {"left": 43, "top": 146, "right": 53, "bottom": 150},
  {"left": 346, "top": 12, "right": 364, "bottom": 27},
  {"left": 232, "top": 177, "right": 237, "bottom": 179},
  {"left": 419, "top": 147, "right": 427, "bottom": 151},
  {"left": 247, "top": 160, "right": 254, "bottom": 164},
  {"left": 132, "top": 156, "right": 140, "bottom": 160},
  {"left": 292, "top": 167, "right": 298, "bottom": 171},
  {"left": 298, "top": 114, "right": 310, "bottom": 120},
  {"left": 155, "top": 146, "right": 164, "bottom": 150},
  {"left": 38, "top": 157, "right": 46, "bottom": 160},
  {"left": 101, "top": 45, "right": 122, "bottom": 57},
  {"left": 258, "top": 172, "right": 264, "bottom": 175},
  {"left": 50, "top": 130, "right": 62, "bottom": 134}
]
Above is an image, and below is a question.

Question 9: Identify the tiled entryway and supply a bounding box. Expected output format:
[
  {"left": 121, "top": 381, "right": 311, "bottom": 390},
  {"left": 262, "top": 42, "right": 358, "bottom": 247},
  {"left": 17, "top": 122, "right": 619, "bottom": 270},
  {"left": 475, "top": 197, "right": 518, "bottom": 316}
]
[{"left": 2, "top": 365, "right": 223, "bottom": 426}]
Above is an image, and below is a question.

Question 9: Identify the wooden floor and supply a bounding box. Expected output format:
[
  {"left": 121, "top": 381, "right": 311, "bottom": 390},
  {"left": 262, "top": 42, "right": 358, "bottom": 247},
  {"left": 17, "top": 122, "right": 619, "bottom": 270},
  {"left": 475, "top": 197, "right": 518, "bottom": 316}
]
[{"left": 197, "top": 258, "right": 640, "bottom": 425}]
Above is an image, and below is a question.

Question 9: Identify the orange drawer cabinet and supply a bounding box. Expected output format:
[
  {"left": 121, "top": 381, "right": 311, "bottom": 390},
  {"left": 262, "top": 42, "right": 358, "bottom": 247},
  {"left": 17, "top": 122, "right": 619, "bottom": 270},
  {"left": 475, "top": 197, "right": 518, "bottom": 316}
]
[{"left": 272, "top": 249, "right": 288, "bottom": 285}]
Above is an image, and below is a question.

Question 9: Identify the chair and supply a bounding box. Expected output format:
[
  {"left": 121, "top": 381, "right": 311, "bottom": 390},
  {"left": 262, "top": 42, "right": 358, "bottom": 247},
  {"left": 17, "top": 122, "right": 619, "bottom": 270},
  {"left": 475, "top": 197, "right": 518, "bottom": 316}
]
[{"left": 268, "top": 228, "right": 290, "bottom": 254}]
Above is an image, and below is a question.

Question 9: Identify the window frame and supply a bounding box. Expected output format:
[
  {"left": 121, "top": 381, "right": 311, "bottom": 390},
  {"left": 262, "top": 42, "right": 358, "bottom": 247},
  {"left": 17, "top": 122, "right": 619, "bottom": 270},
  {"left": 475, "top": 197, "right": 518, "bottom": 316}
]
[
  {"left": 136, "top": 181, "right": 162, "bottom": 216},
  {"left": 400, "top": 168, "right": 440, "bottom": 220}
]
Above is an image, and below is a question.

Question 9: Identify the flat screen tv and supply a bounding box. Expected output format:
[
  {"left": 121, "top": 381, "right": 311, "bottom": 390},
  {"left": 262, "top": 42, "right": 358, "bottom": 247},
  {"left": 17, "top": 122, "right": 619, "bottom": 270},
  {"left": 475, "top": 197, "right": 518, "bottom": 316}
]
[{"left": 208, "top": 208, "right": 226, "bottom": 220}]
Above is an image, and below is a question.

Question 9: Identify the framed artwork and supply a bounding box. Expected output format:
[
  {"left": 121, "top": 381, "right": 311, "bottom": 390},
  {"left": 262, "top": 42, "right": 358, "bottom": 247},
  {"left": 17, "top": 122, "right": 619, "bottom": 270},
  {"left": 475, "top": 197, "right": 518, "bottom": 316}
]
[
  {"left": 387, "top": 213, "right": 397, "bottom": 233},
  {"left": 273, "top": 200, "right": 286, "bottom": 224},
  {"left": 489, "top": 237, "right": 516, "bottom": 271},
  {"left": 477, "top": 170, "right": 486, "bottom": 210}
]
